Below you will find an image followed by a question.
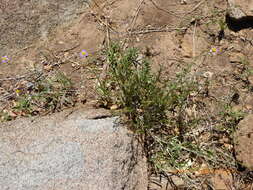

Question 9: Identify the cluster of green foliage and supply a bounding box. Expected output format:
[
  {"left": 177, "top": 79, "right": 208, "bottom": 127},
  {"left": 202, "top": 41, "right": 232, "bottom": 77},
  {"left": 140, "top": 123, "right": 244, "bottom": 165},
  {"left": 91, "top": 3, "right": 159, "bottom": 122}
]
[
  {"left": 97, "top": 44, "right": 224, "bottom": 172},
  {"left": 0, "top": 71, "right": 76, "bottom": 121}
]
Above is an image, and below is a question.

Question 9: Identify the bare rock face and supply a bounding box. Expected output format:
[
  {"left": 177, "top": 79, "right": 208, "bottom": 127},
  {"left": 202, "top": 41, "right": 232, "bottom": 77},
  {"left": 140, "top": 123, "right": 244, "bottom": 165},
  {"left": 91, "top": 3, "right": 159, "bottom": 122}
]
[
  {"left": 0, "top": 108, "right": 147, "bottom": 190},
  {"left": 0, "top": 0, "right": 88, "bottom": 55},
  {"left": 234, "top": 114, "right": 253, "bottom": 170},
  {"left": 227, "top": 0, "right": 253, "bottom": 20}
]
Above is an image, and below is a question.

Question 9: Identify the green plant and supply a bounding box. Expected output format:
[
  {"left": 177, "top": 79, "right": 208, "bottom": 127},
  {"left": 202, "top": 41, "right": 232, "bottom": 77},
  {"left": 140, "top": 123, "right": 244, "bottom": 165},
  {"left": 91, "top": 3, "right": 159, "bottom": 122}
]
[
  {"left": 218, "top": 103, "right": 245, "bottom": 136},
  {"left": 98, "top": 44, "right": 169, "bottom": 131},
  {"left": 0, "top": 111, "right": 12, "bottom": 122},
  {"left": 12, "top": 71, "right": 76, "bottom": 117},
  {"left": 218, "top": 19, "right": 227, "bottom": 31},
  {"left": 13, "top": 95, "right": 33, "bottom": 114},
  {"left": 97, "top": 43, "right": 223, "bottom": 173},
  {"left": 239, "top": 57, "right": 253, "bottom": 81}
]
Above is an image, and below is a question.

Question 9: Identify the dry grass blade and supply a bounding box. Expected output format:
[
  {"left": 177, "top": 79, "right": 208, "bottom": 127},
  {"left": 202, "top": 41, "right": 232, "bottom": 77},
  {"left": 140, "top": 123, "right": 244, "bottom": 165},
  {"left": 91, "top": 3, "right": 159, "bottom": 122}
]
[
  {"left": 129, "top": 26, "right": 187, "bottom": 35},
  {"left": 128, "top": 0, "right": 145, "bottom": 34}
]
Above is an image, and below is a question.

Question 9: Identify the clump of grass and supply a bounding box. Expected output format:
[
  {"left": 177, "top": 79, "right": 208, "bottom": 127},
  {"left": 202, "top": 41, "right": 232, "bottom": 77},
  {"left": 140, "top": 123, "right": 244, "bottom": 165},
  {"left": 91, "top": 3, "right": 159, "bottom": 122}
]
[
  {"left": 218, "top": 103, "right": 245, "bottom": 136},
  {"left": 0, "top": 71, "right": 76, "bottom": 121},
  {"left": 15, "top": 71, "right": 75, "bottom": 114},
  {"left": 97, "top": 43, "right": 224, "bottom": 174},
  {"left": 98, "top": 44, "right": 169, "bottom": 132},
  {"left": 236, "top": 57, "right": 253, "bottom": 88}
]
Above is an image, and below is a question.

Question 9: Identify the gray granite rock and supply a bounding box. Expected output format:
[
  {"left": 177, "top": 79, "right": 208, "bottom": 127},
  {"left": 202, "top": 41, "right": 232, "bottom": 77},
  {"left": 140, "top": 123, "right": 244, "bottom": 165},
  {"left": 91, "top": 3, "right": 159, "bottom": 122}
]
[
  {"left": 0, "top": 0, "right": 88, "bottom": 55},
  {"left": 234, "top": 114, "right": 253, "bottom": 170},
  {"left": 0, "top": 109, "right": 147, "bottom": 190},
  {"left": 227, "top": 0, "right": 253, "bottom": 20}
]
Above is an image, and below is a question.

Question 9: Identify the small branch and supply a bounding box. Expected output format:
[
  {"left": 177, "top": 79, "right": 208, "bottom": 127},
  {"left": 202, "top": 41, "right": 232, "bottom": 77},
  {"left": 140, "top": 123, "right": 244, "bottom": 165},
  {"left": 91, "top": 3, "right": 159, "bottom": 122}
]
[
  {"left": 183, "top": 0, "right": 205, "bottom": 16},
  {"left": 129, "top": 0, "right": 145, "bottom": 34},
  {"left": 128, "top": 26, "right": 187, "bottom": 35},
  {"left": 192, "top": 21, "right": 197, "bottom": 58},
  {"left": 149, "top": 0, "right": 181, "bottom": 17}
]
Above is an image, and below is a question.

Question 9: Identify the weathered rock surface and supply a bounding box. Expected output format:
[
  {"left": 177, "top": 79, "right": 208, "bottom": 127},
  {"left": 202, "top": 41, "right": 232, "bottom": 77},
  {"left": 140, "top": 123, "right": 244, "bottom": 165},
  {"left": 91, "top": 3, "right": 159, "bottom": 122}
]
[
  {"left": 227, "top": 0, "right": 253, "bottom": 20},
  {"left": 0, "top": 0, "right": 88, "bottom": 55},
  {"left": 234, "top": 114, "right": 253, "bottom": 170},
  {"left": 0, "top": 108, "right": 147, "bottom": 190}
]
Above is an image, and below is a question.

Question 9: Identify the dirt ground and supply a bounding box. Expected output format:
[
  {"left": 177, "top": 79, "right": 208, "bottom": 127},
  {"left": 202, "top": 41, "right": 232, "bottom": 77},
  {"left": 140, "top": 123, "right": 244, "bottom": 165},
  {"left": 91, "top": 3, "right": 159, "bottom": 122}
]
[{"left": 1, "top": 0, "right": 253, "bottom": 189}]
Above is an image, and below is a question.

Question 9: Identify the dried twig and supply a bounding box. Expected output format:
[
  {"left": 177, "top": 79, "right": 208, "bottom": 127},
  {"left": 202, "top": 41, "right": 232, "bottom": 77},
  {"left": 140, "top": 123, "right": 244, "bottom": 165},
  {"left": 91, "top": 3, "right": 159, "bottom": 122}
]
[
  {"left": 192, "top": 21, "right": 197, "bottom": 57},
  {"left": 102, "top": 0, "right": 119, "bottom": 8},
  {"left": 58, "top": 44, "right": 80, "bottom": 53},
  {"left": 128, "top": 26, "right": 187, "bottom": 35},
  {"left": 0, "top": 71, "right": 43, "bottom": 82},
  {"left": 99, "top": 17, "right": 111, "bottom": 82},
  {"left": 129, "top": 0, "right": 145, "bottom": 34},
  {"left": 183, "top": 0, "right": 205, "bottom": 16},
  {"left": 149, "top": 0, "right": 182, "bottom": 17},
  {"left": 85, "top": 0, "right": 119, "bottom": 34},
  {"left": 106, "top": 17, "right": 111, "bottom": 48},
  {"left": 0, "top": 76, "right": 26, "bottom": 81}
]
